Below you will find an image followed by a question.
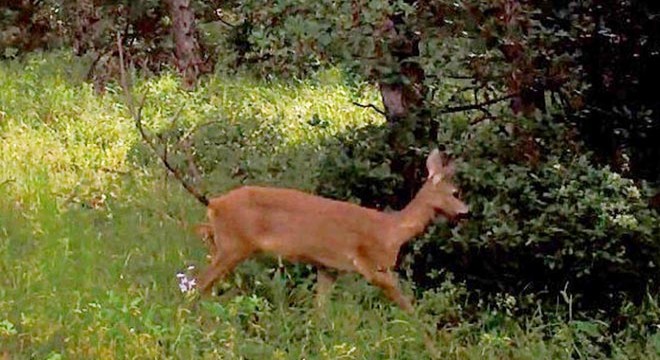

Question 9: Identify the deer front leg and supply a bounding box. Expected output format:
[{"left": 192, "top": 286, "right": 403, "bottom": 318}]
[
  {"left": 352, "top": 257, "right": 414, "bottom": 313},
  {"left": 315, "top": 268, "right": 336, "bottom": 308},
  {"left": 373, "top": 271, "right": 414, "bottom": 313}
]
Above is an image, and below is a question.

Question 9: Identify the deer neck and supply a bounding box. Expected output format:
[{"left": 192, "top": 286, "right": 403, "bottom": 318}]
[{"left": 389, "top": 184, "right": 436, "bottom": 249}]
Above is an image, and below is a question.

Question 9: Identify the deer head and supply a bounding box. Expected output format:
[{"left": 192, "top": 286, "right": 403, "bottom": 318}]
[{"left": 415, "top": 149, "right": 469, "bottom": 220}]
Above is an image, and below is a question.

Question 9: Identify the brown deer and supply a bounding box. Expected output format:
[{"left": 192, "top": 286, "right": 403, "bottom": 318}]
[{"left": 193, "top": 150, "right": 467, "bottom": 312}]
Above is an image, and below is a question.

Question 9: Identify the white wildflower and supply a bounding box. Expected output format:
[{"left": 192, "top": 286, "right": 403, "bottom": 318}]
[{"left": 176, "top": 271, "right": 197, "bottom": 293}]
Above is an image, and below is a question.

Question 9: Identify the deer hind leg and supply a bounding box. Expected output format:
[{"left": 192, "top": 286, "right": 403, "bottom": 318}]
[
  {"left": 352, "top": 257, "right": 414, "bottom": 313},
  {"left": 197, "top": 253, "right": 246, "bottom": 295},
  {"left": 314, "top": 268, "right": 336, "bottom": 308}
]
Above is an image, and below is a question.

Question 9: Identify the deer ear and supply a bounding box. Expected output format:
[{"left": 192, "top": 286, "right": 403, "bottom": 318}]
[{"left": 426, "top": 148, "right": 444, "bottom": 178}]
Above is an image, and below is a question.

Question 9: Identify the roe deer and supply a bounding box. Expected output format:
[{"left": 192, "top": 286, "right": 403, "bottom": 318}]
[{"left": 193, "top": 149, "right": 468, "bottom": 312}]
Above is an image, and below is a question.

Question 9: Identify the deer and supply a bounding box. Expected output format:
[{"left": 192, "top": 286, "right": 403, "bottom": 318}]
[
  {"left": 191, "top": 150, "right": 467, "bottom": 312},
  {"left": 116, "top": 35, "right": 468, "bottom": 313}
]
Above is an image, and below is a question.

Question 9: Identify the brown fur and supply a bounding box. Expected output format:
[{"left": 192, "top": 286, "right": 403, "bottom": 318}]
[{"left": 196, "top": 149, "right": 468, "bottom": 312}]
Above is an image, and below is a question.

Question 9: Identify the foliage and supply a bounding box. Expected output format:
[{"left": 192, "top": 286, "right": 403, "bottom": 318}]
[
  {"left": 317, "top": 124, "right": 398, "bottom": 209},
  {"left": 0, "top": 0, "right": 227, "bottom": 91},
  {"left": 435, "top": 117, "right": 659, "bottom": 310},
  {"left": 0, "top": 0, "right": 64, "bottom": 57},
  {"left": 563, "top": 0, "right": 660, "bottom": 183}
]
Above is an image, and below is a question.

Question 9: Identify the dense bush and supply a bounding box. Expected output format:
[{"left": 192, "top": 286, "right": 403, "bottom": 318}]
[
  {"left": 317, "top": 113, "right": 660, "bottom": 314},
  {"left": 0, "top": 1, "right": 64, "bottom": 56},
  {"left": 570, "top": 0, "right": 660, "bottom": 184}
]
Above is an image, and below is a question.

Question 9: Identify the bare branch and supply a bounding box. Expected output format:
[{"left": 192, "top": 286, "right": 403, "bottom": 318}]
[
  {"left": 440, "top": 94, "right": 516, "bottom": 115},
  {"left": 181, "top": 136, "right": 204, "bottom": 187},
  {"left": 117, "top": 32, "right": 209, "bottom": 207},
  {"left": 217, "top": 17, "right": 237, "bottom": 28},
  {"left": 470, "top": 113, "right": 496, "bottom": 125},
  {"left": 352, "top": 102, "right": 386, "bottom": 116}
]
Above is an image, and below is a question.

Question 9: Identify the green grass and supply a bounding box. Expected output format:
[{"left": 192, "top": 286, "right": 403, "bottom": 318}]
[{"left": 0, "top": 52, "right": 658, "bottom": 359}]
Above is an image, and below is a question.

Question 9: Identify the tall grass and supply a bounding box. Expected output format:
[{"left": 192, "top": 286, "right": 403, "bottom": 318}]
[{"left": 0, "top": 53, "right": 658, "bottom": 359}]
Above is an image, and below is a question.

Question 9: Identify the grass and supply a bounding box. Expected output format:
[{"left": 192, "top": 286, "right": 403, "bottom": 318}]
[{"left": 0, "top": 52, "right": 658, "bottom": 359}]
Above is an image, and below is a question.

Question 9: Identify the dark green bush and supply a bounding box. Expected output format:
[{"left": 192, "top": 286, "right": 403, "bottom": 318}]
[
  {"left": 317, "top": 114, "right": 660, "bottom": 314},
  {"left": 316, "top": 124, "right": 400, "bottom": 210}
]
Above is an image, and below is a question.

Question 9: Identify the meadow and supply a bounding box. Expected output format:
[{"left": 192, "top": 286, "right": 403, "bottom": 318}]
[{"left": 0, "top": 53, "right": 658, "bottom": 359}]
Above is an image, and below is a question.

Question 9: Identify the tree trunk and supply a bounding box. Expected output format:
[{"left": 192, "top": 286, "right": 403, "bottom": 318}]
[
  {"left": 377, "top": 17, "right": 436, "bottom": 209},
  {"left": 72, "top": 0, "right": 97, "bottom": 55},
  {"left": 167, "top": 0, "right": 202, "bottom": 89}
]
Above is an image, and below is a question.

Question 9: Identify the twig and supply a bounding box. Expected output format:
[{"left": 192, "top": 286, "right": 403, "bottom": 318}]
[
  {"left": 117, "top": 32, "right": 209, "bottom": 207},
  {"left": 352, "top": 102, "right": 386, "bottom": 116},
  {"left": 181, "top": 136, "right": 204, "bottom": 188},
  {"left": 217, "top": 17, "right": 237, "bottom": 28},
  {"left": 99, "top": 167, "right": 130, "bottom": 175},
  {"left": 440, "top": 94, "right": 516, "bottom": 114},
  {"left": 446, "top": 75, "right": 474, "bottom": 80},
  {"left": 470, "top": 113, "right": 496, "bottom": 125}
]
